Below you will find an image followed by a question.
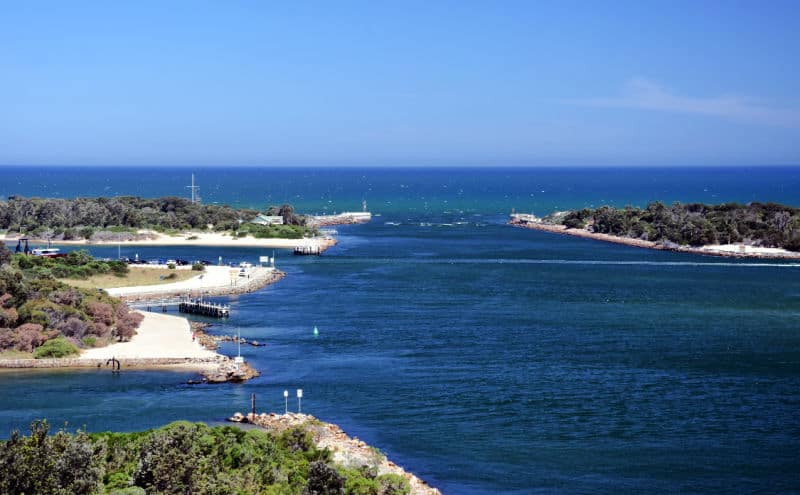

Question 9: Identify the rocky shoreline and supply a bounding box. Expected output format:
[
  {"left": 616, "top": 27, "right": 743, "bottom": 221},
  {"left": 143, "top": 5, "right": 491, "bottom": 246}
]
[
  {"left": 228, "top": 412, "right": 441, "bottom": 495},
  {"left": 509, "top": 217, "right": 800, "bottom": 260},
  {"left": 190, "top": 322, "right": 265, "bottom": 350}
]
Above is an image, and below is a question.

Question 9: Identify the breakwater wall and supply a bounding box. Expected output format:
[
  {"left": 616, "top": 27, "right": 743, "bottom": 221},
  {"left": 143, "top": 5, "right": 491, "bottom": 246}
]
[{"left": 307, "top": 212, "right": 372, "bottom": 227}]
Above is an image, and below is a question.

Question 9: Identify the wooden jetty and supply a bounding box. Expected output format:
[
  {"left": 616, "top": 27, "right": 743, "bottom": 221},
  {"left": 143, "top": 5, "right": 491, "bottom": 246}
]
[
  {"left": 294, "top": 244, "right": 322, "bottom": 255},
  {"left": 179, "top": 298, "right": 230, "bottom": 318},
  {"left": 130, "top": 297, "right": 230, "bottom": 318}
]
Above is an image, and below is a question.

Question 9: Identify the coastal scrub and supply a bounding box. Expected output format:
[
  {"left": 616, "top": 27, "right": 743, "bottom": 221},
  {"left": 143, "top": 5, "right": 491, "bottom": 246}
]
[
  {"left": 0, "top": 420, "right": 412, "bottom": 495},
  {"left": 0, "top": 244, "right": 143, "bottom": 356}
]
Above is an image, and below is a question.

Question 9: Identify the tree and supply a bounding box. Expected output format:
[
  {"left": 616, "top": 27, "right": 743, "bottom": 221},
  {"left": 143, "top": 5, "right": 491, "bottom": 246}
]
[{"left": 0, "top": 420, "right": 104, "bottom": 495}]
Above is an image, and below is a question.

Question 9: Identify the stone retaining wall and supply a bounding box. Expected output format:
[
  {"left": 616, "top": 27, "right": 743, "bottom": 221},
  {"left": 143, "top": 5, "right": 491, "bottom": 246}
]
[{"left": 0, "top": 356, "right": 223, "bottom": 369}]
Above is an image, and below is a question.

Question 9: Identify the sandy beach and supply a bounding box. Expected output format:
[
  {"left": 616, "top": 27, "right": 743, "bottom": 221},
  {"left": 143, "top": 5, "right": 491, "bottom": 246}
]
[
  {"left": 79, "top": 311, "right": 219, "bottom": 361},
  {"left": 0, "top": 231, "right": 337, "bottom": 250}
]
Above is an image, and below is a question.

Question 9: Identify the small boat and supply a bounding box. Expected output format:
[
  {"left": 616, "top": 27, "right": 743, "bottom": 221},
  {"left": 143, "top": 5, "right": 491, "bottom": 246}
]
[{"left": 31, "top": 248, "right": 66, "bottom": 258}]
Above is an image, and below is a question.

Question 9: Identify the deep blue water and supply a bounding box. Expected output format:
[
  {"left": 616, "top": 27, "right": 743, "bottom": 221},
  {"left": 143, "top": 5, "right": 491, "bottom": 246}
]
[{"left": 1, "top": 167, "right": 799, "bottom": 494}]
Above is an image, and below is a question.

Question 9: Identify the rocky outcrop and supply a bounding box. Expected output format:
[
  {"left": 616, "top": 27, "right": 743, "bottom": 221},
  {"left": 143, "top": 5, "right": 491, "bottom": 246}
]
[{"left": 200, "top": 358, "right": 259, "bottom": 383}]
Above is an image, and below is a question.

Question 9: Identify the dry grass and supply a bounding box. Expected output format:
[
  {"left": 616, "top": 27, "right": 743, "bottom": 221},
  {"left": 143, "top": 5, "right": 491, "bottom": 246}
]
[
  {"left": 61, "top": 267, "right": 199, "bottom": 289},
  {"left": 0, "top": 350, "right": 34, "bottom": 359}
]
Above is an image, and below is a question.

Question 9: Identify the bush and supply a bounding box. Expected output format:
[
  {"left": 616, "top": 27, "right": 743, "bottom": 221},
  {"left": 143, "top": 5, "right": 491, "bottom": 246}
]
[
  {"left": 0, "top": 327, "right": 17, "bottom": 351},
  {"left": 307, "top": 461, "right": 345, "bottom": 495},
  {"left": 81, "top": 336, "right": 97, "bottom": 348},
  {"left": 57, "top": 316, "right": 89, "bottom": 340},
  {"left": 86, "top": 302, "right": 114, "bottom": 326},
  {"left": 15, "top": 323, "right": 46, "bottom": 352},
  {"left": 167, "top": 263, "right": 176, "bottom": 270},
  {"left": 191, "top": 262, "right": 205, "bottom": 271},
  {"left": 33, "top": 337, "right": 79, "bottom": 358},
  {"left": 110, "top": 261, "right": 129, "bottom": 277}
]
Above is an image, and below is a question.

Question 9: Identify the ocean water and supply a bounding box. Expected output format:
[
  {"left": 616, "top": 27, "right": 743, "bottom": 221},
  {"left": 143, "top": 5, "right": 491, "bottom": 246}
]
[{"left": 1, "top": 167, "right": 799, "bottom": 494}]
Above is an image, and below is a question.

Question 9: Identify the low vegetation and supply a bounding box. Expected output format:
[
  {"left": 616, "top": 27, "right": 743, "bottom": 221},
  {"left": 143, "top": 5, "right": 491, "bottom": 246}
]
[
  {"left": 0, "top": 420, "right": 411, "bottom": 495},
  {"left": 0, "top": 244, "right": 143, "bottom": 357},
  {"left": 236, "top": 222, "right": 315, "bottom": 239},
  {"left": 550, "top": 201, "right": 800, "bottom": 250}
]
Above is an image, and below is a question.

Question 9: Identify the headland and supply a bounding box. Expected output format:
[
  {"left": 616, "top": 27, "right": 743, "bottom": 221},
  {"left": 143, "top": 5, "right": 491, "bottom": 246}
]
[
  {"left": 229, "top": 411, "right": 441, "bottom": 495},
  {"left": 510, "top": 201, "right": 800, "bottom": 260}
]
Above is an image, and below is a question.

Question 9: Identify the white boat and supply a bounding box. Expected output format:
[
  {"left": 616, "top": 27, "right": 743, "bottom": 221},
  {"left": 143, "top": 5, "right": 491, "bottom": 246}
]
[{"left": 31, "top": 248, "right": 62, "bottom": 257}]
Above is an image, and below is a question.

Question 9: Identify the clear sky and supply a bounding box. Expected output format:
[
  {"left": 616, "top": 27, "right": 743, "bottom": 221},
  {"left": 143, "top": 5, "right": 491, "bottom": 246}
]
[{"left": 1, "top": 0, "right": 798, "bottom": 167}]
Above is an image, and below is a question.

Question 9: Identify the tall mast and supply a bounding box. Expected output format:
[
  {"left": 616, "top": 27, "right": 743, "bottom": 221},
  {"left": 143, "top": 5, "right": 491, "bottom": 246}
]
[{"left": 187, "top": 173, "right": 200, "bottom": 204}]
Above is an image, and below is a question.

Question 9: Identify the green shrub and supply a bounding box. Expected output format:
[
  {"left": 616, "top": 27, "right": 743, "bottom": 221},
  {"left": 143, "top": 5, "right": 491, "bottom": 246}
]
[
  {"left": 376, "top": 473, "right": 410, "bottom": 495},
  {"left": 81, "top": 336, "right": 97, "bottom": 348},
  {"left": 191, "top": 262, "right": 205, "bottom": 271},
  {"left": 167, "top": 263, "right": 176, "bottom": 270},
  {"left": 106, "top": 472, "right": 132, "bottom": 490},
  {"left": 33, "top": 337, "right": 79, "bottom": 358}
]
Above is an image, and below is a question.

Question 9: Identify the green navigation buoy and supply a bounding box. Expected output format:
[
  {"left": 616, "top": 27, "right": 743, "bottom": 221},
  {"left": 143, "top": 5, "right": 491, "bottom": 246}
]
[{"left": 313, "top": 325, "right": 319, "bottom": 337}]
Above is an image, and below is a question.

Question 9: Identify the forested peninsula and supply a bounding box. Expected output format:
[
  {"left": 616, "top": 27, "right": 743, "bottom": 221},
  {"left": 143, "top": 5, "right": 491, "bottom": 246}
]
[
  {"left": 511, "top": 201, "right": 800, "bottom": 257},
  {"left": 0, "top": 196, "right": 314, "bottom": 241}
]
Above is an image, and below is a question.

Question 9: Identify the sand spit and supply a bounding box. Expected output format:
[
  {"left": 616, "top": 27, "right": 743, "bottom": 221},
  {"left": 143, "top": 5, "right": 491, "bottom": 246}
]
[
  {"left": 107, "top": 266, "right": 285, "bottom": 302},
  {"left": 229, "top": 412, "right": 441, "bottom": 495},
  {"left": 509, "top": 216, "right": 800, "bottom": 260}
]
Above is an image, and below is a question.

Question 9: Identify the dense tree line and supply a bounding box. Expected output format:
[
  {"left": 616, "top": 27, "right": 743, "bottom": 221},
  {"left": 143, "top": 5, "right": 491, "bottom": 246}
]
[
  {"left": 554, "top": 201, "right": 800, "bottom": 250},
  {"left": 0, "top": 420, "right": 410, "bottom": 495},
  {"left": 0, "top": 244, "right": 142, "bottom": 355},
  {"left": 0, "top": 196, "right": 261, "bottom": 237},
  {"left": 0, "top": 196, "right": 321, "bottom": 240}
]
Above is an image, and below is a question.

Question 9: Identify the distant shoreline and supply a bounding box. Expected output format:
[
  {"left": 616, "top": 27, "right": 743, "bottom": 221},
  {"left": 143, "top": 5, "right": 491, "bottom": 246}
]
[
  {"left": 0, "top": 231, "right": 337, "bottom": 251},
  {"left": 509, "top": 216, "right": 800, "bottom": 260}
]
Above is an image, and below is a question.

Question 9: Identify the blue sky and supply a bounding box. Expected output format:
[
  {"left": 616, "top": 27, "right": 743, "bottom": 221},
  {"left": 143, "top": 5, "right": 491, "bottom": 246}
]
[{"left": 1, "top": 0, "right": 798, "bottom": 166}]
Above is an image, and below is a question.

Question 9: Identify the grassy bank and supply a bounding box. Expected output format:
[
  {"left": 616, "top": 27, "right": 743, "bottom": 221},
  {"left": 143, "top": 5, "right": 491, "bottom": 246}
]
[{"left": 61, "top": 267, "right": 198, "bottom": 289}]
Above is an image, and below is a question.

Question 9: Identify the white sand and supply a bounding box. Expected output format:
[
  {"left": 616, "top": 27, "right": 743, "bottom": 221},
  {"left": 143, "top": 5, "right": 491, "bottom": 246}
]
[
  {"left": 699, "top": 244, "right": 800, "bottom": 256},
  {"left": 79, "top": 311, "right": 218, "bottom": 360}
]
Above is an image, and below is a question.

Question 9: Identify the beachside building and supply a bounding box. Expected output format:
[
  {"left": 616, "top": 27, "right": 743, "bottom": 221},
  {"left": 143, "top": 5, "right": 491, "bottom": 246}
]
[{"left": 253, "top": 214, "right": 284, "bottom": 225}]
